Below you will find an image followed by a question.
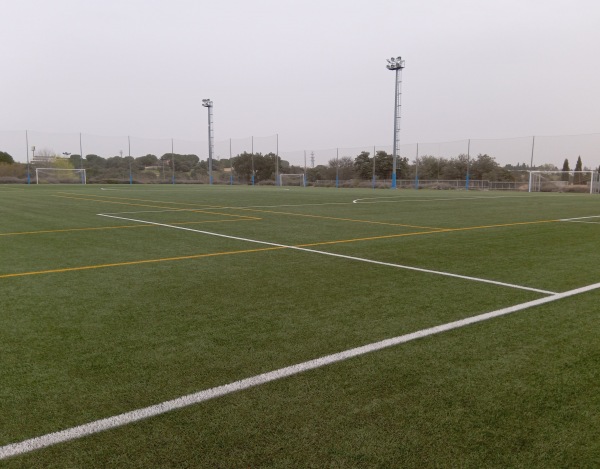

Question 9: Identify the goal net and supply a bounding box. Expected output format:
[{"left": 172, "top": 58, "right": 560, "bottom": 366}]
[
  {"left": 529, "top": 171, "right": 599, "bottom": 194},
  {"left": 279, "top": 173, "right": 306, "bottom": 187},
  {"left": 36, "top": 168, "right": 87, "bottom": 184}
]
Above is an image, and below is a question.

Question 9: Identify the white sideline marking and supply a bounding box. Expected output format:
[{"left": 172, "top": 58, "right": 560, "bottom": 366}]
[
  {"left": 560, "top": 215, "right": 600, "bottom": 221},
  {"left": 2, "top": 281, "right": 599, "bottom": 460},
  {"left": 97, "top": 213, "right": 556, "bottom": 295},
  {"left": 352, "top": 195, "right": 531, "bottom": 204},
  {"left": 561, "top": 215, "right": 600, "bottom": 224}
]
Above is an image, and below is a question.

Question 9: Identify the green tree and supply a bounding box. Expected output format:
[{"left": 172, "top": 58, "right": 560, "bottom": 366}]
[
  {"left": 174, "top": 154, "right": 200, "bottom": 172},
  {"left": 574, "top": 156, "right": 583, "bottom": 184},
  {"left": 306, "top": 165, "right": 328, "bottom": 182},
  {"left": 0, "top": 151, "right": 14, "bottom": 164},
  {"left": 85, "top": 154, "right": 106, "bottom": 168},
  {"left": 415, "top": 155, "right": 444, "bottom": 180},
  {"left": 231, "top": 152, "right": 255, "bottom": 182},
  {"left": 373, "top": 151, "right": 409, "bottom": 180},
  {"left": 135, "top": 154, "right": 159, "bottom": 169},
  {"left": 353, "top": 151, "right": 372, "bottom": 179},
  {"left": 374, "top": 151, "right": 392, "bottom": 179},
  {"left": 68, "top": 154, "right": 84, "bottom": 169},
  {"left": 338, "top": 156, "right": 354, "bottom": 180},
  {"left": 259, "top": 152, "right": 283, "bottom": 181},
  {"left": 106, "top": 156, "right": 129, "bottom": 169},
  {"left": 440, "top": 154, "right": 469, "bottom": 180},
  {"left": 561, "top": 159, "right": 570, "bottom": 182}
]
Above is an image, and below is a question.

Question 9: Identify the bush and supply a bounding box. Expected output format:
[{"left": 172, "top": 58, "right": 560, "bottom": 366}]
[
  {"left": 0, "top": 176, "right": 23, "bottom": 184},
  {"left": 561, "top": 185, "right": 590, "bottom": 193}
]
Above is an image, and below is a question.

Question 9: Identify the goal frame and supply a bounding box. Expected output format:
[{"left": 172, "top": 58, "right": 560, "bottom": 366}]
[
  {"left": 279, "top": 173, "right": 306, "bottom": 187},
  {"left": 35, "top": 168, "right": 87, "bottom": 185},
  {"left": 528, "top": 171, "right": 599, "bottom": 194}
]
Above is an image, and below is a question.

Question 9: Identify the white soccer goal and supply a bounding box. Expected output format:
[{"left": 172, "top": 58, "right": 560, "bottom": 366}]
[
  {"left": 279, "top": 173, "right": 306, "bottom": 187},
  {"left": 35, "top": 168, "right": 87, "bottom": 184},
  {"left": 529, "top": 171, "right": 599, "bottom": 194}
]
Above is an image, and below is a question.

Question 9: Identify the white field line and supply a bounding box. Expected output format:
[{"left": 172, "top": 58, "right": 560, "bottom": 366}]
[
  {"left": 560, "top": 215, "right": 600, "bottom": 220},
  {"left": 97, "top": 213, "right": 556, "bottom": 295},
  {"left": 99, "top": 194, "right": 542, "bottom": 214},
  {"left": 352, "top": 195, "right": 535, "bottom": 204},
  {"left": 560, "top": 215, "right": 600, "bottom": 223},
  {"left": 2, "top": 280, "right": 599, "bottom": 460}
]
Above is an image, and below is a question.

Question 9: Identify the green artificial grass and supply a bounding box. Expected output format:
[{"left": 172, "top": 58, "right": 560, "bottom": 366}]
[{"left": 1, "top": 185, "right": 599, "bottom": 467}]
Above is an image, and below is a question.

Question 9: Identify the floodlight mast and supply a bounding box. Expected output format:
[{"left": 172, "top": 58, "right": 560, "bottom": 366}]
[
  {"left": 386, "top": 56, "right": 405, "bottom": 189},
  {"left": 202, "top": 99, "right": 214, "bottom": 184}
]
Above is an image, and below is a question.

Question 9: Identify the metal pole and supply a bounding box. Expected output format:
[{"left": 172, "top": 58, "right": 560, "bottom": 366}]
[
  {"left": 251, "top": 136, "right": 255, "bottom": 186},
  {"left": 392, "top": 67, "right": 399, "bottom": 188},
  {"left": 372, "top": 145, "right": 376, "bottom": 189},
  {"left": 303, "top": 150, "right": 307, "bottom": 187},
  {"left": 229, "top": 138, "right": 233, "bottom": 185},
  {"left": 276, "top": 133, "right": 279, "bottom": 186},
  {"left": 128, "top": 136, "right": 132, "bottom": 185},
  {"left": 25, "top": 130, "right": 30, "bottom": 185},
  {"left": 466, "top": 139, "right": 471, "bottom": 191},
  {"left": 32, "top": 146, "right": 36, "bottom": 184},
  {"left": 208, "top": 108, "right": 213, "bottom": 185},
  {"left": 171, "top": 138, "right": 175, "bottom": 184},
  {"left": 79, "top": 133, "right": 85, "bottom": 184},
  {"left": 386, "top": 57, "right": 405, "bottom": 189},
  {"left": 336, "top": 148, "right": 339, "bottom": 188},
  {"left": 528, "top": 136, "right": 535, "bottom": 192},
  {"left": 437, "top": 143, "right": 441, "bottom": 180},
  {"left": 202, "top": 99, "right": 214, "bottom": 185},
  {"left": 415, "top": 143, "right": 419, "bottom": 190}
]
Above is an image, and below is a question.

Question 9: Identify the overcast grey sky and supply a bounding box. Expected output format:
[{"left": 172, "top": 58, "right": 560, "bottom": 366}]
[{"left": 1, "top": 0, "right": 599, "bottom": 166}]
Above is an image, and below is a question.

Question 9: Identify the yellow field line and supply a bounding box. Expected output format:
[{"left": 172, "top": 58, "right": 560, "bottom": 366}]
[
  {"left": 52, "top": 194, "right": 254, "bottom": 219},
  {"left": 233, "top": 207, "right": 441, "bottom": 230},
  {"left": 66, "top": 192, "right": 224, "bottom": 209},
  {"left": 0, "top": 218, "right": 261, "bottom": 237},
  {"left": 297, "top": 219, "right": 560, "bottom": 246},
  {"left": 53, "top": 194, "right": 188, "bottom": 210},
  {"left": 297, "top": 230, "right": 443, "bottom": 246},
  {"left": 56, "top": 195, "right": 439, "bottom": 230},
  {"left": 0, "top": 246, "right": 284, "bottom": 279},
  {"left": 186, "top": 209, "right": 254, "bottom": 219},
  {"left": 1, "top": 218, "right": 560, "bottom": 279}
]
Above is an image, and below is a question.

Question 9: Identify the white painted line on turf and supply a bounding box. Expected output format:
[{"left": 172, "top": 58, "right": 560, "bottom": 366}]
[
  {"left": 97, "top": 213, "right": 556, "bottom": 295},
  {"left": 2, "top": 280, "right": 599, "bottom": 460},
  {"left": 559, "top": 215, "right": 600, "bottom": 225},
  {"left": 560, "top": 215, "right": 600, "bottom": 222},
  {"left": 352, "top": 195, "right": 534, "bottom": 204}
]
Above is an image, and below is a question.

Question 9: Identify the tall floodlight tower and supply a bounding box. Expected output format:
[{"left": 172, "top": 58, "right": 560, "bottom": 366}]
[
  {"left": 386, "top": 56, "right": 405, "bottom": 189},
  {"left": 202, "top": 99, "right": 214, "bottom": 184}
]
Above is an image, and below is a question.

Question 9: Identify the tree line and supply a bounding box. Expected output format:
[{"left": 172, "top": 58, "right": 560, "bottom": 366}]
[{"left": 0, "top": 148, "right": 596, "bottom": 184}]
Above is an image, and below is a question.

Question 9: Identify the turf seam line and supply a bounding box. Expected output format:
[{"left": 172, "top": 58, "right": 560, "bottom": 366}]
[
  {"left": 1, "top": 280, "right": 598, "bottom": 460},
  {"left": 96, "top": 213, "right": 556, "bottom": 295}
]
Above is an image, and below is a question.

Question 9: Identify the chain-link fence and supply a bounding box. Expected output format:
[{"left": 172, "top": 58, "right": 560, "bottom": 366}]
[{"left": 1, "top": 130, "right": 599, "bottom": 188}]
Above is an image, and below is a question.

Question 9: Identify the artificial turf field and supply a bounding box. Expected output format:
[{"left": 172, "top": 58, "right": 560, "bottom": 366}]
[{"left": 1, "top": 184, "right": 599, "bottom": 468}]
